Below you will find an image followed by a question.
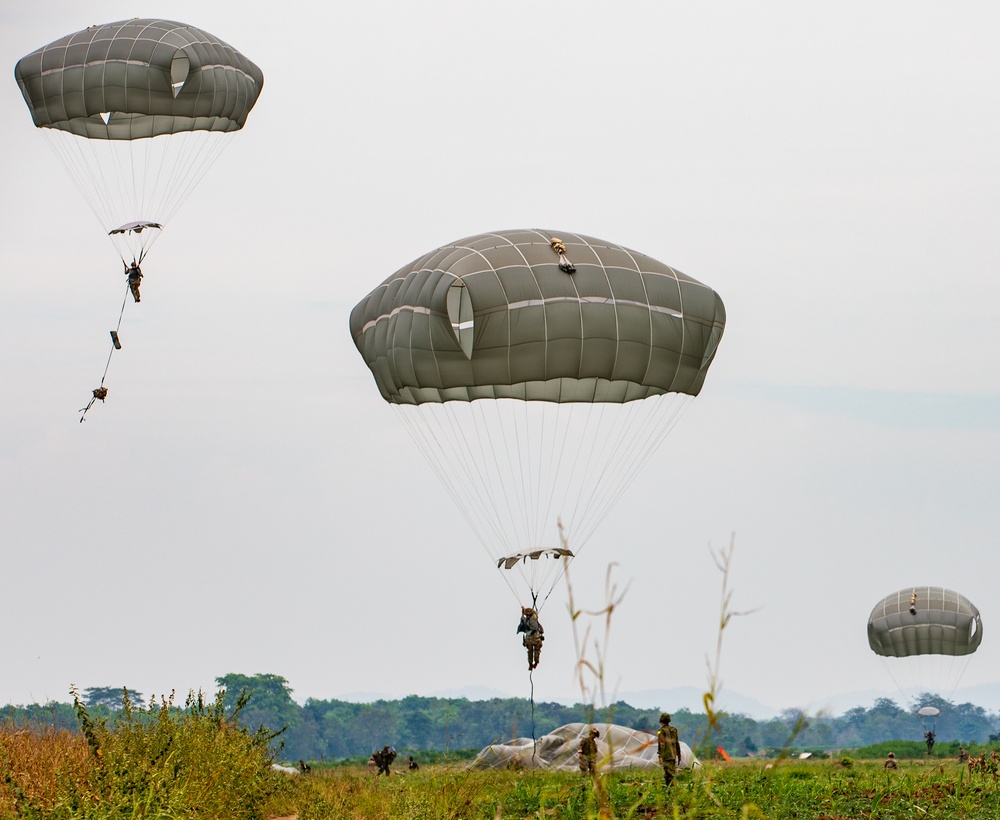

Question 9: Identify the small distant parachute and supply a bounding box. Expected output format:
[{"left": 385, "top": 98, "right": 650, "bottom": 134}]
[
  {"left": 868, "top": 586, "right": 983, "bottom": 699},
  {"left": 351, "top": 229, "right": 725, "bottom": 608},
  {"left": 868, "top": 586, "right": 983, "bottom": 658}
]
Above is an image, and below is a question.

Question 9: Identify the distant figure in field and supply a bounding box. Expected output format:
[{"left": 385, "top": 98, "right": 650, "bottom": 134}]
[
  {"left": 373, "top": 745, "right": 396, "bottom": 776},
  {"left": 578, "top": 727, "right": 600, "bottom": 776},
  {"left": 517, "top": 606, "right": 544, "bottom": 670},
  {"left": 366, "top": 755, "right": 376, "bottom": 773},
  {"left": 408, "top": 755, "right": 419, "bottom": 770},
  {"left": 298, "top": 759, "right": 310, "bottom": 773},
  {"left": 884, "top": 752, "right": 898, "bottom": 770},
  {"left": 924, "top": 730, "right": 936, "bottom": 755},
  {"left": 959, "top": 747, "right": 970, "bottom": 763},
  {"left": 657, "top": 713, "right": 681, "bottom": 787}
]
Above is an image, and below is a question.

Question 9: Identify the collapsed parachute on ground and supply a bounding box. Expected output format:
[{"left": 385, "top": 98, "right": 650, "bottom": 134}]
[
  {"left": 351, "top": 229, "right": 725, "bottom": 608},
  {"left": 868, "top": 587, "right": 983, "bottom": 658},
  {"left": 469, "top": 722, "right": 699, "bottom": 772}
]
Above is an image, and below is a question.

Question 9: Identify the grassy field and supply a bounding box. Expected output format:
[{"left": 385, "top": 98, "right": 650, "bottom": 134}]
[
  {"left": 268, "top": 757, "right": 1000, "bottom": 820},
  {"left": 5, "top": 718, "right": 1000, "bottom": 818}
]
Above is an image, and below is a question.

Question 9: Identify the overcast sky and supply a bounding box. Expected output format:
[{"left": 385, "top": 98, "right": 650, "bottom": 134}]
[{"left": 1, "top": 2, "right": 998, "bottom": 719}]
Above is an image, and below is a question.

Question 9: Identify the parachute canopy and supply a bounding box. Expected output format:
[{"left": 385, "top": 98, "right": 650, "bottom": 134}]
[
  {"left": 868, "top": 587, "right": 983, "bottom": 659},
  {"left": 351, "top": 230, "right": 725, "bottom": 608},
  {"left": 14, "top": 19, "right": 263, "bottom": 140},
  {"left": 109, "top": 221, "right": 162, "bottom": 236},
  {"left": 917, "top": 706, "right": 941, "bottom": 718},
  {"left": 350, "top": 229, "right": 726, "bottom": 406},
  {"left": 497, "top": 548, "right": 574, "bottom": 571},
  {"left": 469, "top": 722, "right": 699, "bottom": 772},
  {"left": 14, "top": 19, "right": 263, "bottom": 264}
]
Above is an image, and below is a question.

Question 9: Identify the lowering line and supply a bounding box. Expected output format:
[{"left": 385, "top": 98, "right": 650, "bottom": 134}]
[
  {"left": 80, "top": 278, "right": 132, "bottom": 422},
  {"left": 529, "top": 668, "right": 537, "bottom": 759}
]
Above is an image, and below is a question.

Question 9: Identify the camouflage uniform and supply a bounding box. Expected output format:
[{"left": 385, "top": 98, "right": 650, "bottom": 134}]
[
  {"left": 517, "top": 607, "right": 544, "bottom": 670},
  {"left": 657, "top": 713, "right": 681, "bottom": 787},
  {"left": 373, "top": 745, "right": 396, "bottom": 776},
  {"left": 578, "top": 728, "right": 599, "bottom": 775},
  {"left": 127, "top": 263, "right": 143, "bottom": 303},
  {"left": 924, "top": 731, "right": 935, "bottom": 755}
]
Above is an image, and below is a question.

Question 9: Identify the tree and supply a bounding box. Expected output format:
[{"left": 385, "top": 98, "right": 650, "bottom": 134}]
[
  {"left": 83, "top": 687, "right": 145, "bottom": 709},
  {"left": 215, "top": 673, "right": 299, "bottom": 743}
]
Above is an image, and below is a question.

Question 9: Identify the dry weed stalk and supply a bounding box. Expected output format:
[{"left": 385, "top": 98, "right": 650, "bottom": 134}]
[
  {"left": 561, "top": 520, "right": 629, "bottom": 819},
  {"left": 701, "top": 533, "right": 758, "bottom": 751}
]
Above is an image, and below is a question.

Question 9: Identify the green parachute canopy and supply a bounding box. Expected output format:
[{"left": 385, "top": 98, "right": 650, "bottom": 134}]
[
  {"left": 14, "top": 19, "right": 263, "bottom": 263},
  {"left": 14, "top": 19, "right": 263, "bottom": 139},
  {"left": 350, "top": 229, "right": 725, "bottom": 406},
  {"left": 868, "top": 586, "right": 983, "bottom": 659},
  {"left": 351, "top": 230, "right": 726, "bottom": 608}
]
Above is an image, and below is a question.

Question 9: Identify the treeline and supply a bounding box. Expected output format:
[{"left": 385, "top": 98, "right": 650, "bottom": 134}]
[{"left": 3, "top": 675, "right": 998, "bottom": 762}]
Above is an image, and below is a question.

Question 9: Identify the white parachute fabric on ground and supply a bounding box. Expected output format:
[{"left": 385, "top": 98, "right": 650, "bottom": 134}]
[{"left": 468, "top": 723, "right": 700, "bottom": 772}]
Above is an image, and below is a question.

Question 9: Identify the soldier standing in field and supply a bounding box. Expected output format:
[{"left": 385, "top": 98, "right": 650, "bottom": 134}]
[
  {"left": 657, "top": 712, "right": 681, "bottom": 787},
  {"left": 578, "top": 727, "right": 600, "bottom": 776}
]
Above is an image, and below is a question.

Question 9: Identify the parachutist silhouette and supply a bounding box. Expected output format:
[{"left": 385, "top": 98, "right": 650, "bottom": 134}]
[
  {"left": 517, "top": 606, "right": 544, "bottom": 670},
  {"left": 126, "top": 261, "right": 143, "bottom": 303}
]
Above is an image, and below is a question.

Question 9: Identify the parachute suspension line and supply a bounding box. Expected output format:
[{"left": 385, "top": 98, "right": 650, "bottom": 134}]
[
  {"left": 578, "top": 394, "right": 693, "bottom": 543},
  {"left": 394, "top": 405, "right": 521, "bottom": 604},
  {"left": 44, "top": 131, "right": 116, "bottom": 232},
  {"left": 478, "top": 399, "right": 531, "bottom": 558},
  {"left": 396, "top": 405, "right": 503, "bottom": 551},
  {"left": 155, "top": 132, "right": 229, "bottom": 223},
  {"left": 948, "top": 654, "right": 975, "bottom": 701}
]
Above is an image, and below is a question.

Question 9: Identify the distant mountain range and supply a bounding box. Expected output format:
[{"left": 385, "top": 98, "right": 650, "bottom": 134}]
[{"left": 332, "top": 683, "right": 1000, "bottom": 719}]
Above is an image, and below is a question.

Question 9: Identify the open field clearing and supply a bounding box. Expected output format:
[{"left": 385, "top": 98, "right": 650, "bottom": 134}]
[
  {"left": 5, "top": 718, "right": 1000, "bottom": 819},
  {"left": 269, "top": 759, "right": 1000, "bottom": 820}
]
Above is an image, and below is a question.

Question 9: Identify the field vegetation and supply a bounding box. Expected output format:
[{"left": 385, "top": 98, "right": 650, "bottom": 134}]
[
  {"left": 271, "top": 757, "right": 1000, "bottom": 820},
  {"left": 5, "top": 543, "right": 998, "bottom": 817}
]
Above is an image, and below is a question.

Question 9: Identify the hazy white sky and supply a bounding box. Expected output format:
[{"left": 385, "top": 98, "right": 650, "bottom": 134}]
[{"left": 2, "top": 1, "right": 998, "bottom": 717}]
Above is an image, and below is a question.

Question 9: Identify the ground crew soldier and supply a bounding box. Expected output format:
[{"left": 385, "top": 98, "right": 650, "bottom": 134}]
[
  {"left": 126, "top": 260, "right": 143, "bottom": 303},
  {"left": 884, "top": 752, "right": 898, "bottom": 770},
  {"left": 578, "top": 727, "right": 600, "bottom": 776},
  {"left": 517, "top": 606, "right": 544, "bottom": 670},
  {"left": 657, "top": 712, "right": 681, "bottom": 787},
  {"left": 373, "top": 744, "right": 396, "bottom": 776}
]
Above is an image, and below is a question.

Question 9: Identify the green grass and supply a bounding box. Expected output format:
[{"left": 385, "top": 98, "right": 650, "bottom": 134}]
[{"left": 273, "top": 757, "right": 1000, "bottom": 819}]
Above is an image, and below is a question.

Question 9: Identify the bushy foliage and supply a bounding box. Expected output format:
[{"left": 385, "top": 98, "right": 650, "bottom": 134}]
[{"left": 0, "top": 686, "right": 288, "bottom": 819}]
